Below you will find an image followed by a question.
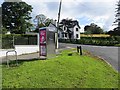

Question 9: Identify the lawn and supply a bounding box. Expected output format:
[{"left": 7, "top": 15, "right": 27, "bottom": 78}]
[{"left": 2, "top": 49, "right": 119, "bottom": 88}]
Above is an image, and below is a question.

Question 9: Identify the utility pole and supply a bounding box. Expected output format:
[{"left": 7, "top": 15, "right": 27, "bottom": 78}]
[{"left": 56, "top": 0, "right": 62, "bottom": 49}]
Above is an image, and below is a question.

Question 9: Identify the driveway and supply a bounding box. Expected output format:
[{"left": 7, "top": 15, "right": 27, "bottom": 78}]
[{"left": 59, "top": 43, "right": 119, "bottom": 71}]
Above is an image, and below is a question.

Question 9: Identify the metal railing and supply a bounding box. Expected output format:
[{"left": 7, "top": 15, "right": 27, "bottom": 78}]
[{"left": 6, "top": 50, "right": 18, "bottom": 67}]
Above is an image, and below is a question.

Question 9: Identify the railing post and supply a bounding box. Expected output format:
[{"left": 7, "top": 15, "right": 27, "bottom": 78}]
[
  {"left": 15, "top": 51, "right": 18, "bottom": 66},
  {"left": 6, "top": 52, "right": 9, "bottom": 68},
  {"left": 6, "top": 50, "right": 18, "bottom": 67}
]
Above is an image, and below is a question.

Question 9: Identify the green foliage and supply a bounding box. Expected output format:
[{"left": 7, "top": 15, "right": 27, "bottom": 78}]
[
  {"left": 2, "top": 27, "right": 8, "bottom": 34},
  {"left": 33, "top": 14, "right": 54, "bottom": 33},
  {"left": 113, "top": 0, "right": 120, "bottom": 32},
  {"left": 2, "top": 2, "right": 33, "bottom": 34},
  {"left": 107, "top": 30, "right": 120, "bottom": 36},
  {"left": 59, "top": 36, "right": 120, "bottom": 46},
  {"left": 2, "top": 34, "right": 14, "bottom": 49},
  {"left": 2, "top": 49, "right": 119, "bottom": 88},
  {"left": 115, "top": 44, "right": 120, "bottom": 47},
  {"left": 109, "top": 0, "right": 120, "bottom": 36},
  {"left": 84, "top": 23, "right": 104, "bottom": 34}
]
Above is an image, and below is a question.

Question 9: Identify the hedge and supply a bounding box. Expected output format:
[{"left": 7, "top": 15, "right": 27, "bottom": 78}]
[
  {"left": 59, "top": 36, "right": 120, "bottom": 46},
  {"left": 2, "top": 34, "right": 120, "bottom": 49}
]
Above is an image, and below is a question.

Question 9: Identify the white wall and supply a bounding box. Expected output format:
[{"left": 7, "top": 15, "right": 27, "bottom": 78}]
[
  {"left": 0, "top": 45, "right": 39, "bottom": 57},
  {"left": 58, "top": 25, "right": 81, "bottom": 39},
  {"left": 73, "top": 25, "right": 80, "bottom": 39}
]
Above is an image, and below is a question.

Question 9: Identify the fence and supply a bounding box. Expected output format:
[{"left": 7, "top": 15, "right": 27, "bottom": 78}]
[
  {"left": 2, "top": 34, "right": 38, "bottom": 49},
  {"left": 15, "top": 35, "right": 37, "bottom": 45}
]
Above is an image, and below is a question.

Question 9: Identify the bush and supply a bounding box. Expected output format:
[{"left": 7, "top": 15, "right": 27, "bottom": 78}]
[
  {"left": 115, "top": 44, "right": 120, "bottom": 47},
  {"left": 114, "top": 36, "right": 120, "bottom": 43},
  {"left": 59, "top": 36, "right": 120, "bottom": 46},
  {"left": 2, "top": 34, "right": 14, "bottom": 49}
]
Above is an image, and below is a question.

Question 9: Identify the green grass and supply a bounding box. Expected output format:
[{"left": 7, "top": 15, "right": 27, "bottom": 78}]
[{"left": 2, "top": 49, "right": 119, "bottom": 88}]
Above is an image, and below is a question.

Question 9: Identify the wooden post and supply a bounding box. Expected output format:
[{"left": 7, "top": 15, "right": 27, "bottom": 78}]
[
  {"left": 77, "top": 46, "right": 79, "bottom": 53},
  {"left": 80, "top": 46, "right": 82, "bottom": 55}
]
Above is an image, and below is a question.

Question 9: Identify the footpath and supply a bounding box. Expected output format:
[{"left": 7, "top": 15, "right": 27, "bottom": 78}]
[
  {"left": 0, "top": 46, "right": 70, "bottom": 64},
  {"left": 0, "top": 52, "right": 40, "bottom": 64}
]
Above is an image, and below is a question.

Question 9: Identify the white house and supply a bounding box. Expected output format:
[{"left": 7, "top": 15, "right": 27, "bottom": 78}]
[
  {"left": 48, "top": 19, "right": 81, "bottom": 40},
  {"left": 58, "top": 20, "right": 81, "bottom": 39}
]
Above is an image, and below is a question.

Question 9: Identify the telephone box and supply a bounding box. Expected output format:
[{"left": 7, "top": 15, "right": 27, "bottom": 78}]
[{"left": 39, "top": 27, "right": 56, "bottom": 59}]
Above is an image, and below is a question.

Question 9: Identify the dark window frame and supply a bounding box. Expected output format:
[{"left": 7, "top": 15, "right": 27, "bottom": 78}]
[
  {"left": 65, "top": 33, "right": 67, "bottom": 37},
  {"left": 76, "top": 28, "right": 79, "bottom": 31},
  {"left": 76, "top": 34, "right": 79, "bottom": 38}
]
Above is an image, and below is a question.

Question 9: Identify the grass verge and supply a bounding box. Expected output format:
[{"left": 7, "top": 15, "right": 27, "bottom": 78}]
[{"left": 2, "top": 49, "right": 119, "bottom": 88}]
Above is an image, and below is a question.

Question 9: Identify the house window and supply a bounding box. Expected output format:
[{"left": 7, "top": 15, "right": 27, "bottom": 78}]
[
  {"left": 65, "top": 33, "right": 67, "bottom": 37},
  {"left": 62, "top": 33, "right": 64, "bottom": 37},
  {"left": 76, "top": 34, "right": 79, "bottom": 38},
  {"left": 58, "top": 33, "right": 60, "bottom": 37},
  {"left": 76, "top": 28, "right": 79, "bottom": 31}
]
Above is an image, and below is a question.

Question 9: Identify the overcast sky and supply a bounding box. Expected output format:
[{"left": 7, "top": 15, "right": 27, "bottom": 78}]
[{"left": 0, "top": 0, "right": 118, "bottom": 32}]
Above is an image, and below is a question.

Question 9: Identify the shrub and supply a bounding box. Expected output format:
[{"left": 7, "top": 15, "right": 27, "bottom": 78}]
[
  {"left": 59, "top": 36, "right": 120, "bottom": 46},
  {"left": 114, "top": 36, "right": 120, "bottom": 43},
  {"left": 2, "top": 34, "right": 14, "bottom": 49}
]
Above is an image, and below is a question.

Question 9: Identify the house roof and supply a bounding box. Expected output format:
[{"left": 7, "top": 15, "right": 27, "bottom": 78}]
[
  {"left": 48, "top": 19, "right": 81, "bottom": 32},
  {"left": 59, "top": 20, "right": 81, "bottom": 29},
  {"left": 49, "top": 23, "right": 63, "bottom": 31}
]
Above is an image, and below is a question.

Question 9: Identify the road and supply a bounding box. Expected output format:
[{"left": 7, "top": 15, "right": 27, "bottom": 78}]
[{"left": 59, "top": 43, "right": 119, "bottom": 71}]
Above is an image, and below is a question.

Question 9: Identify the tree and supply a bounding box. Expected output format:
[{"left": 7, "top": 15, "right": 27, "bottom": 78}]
[
  {"left": 112, "top": 0, "right": 120, "bottom": 36},
  {"left": 84, "top": 25, "right": 91, "bottom": 34},
  {"left": 2, "top": 27, "right": 7, "bottom": 34},
  {"left": 84, "top": 23, "right": 104, "bottom": 34},
  {"left": 2, "top": 2, "right": 33, "bottom": 34},
  {"left": 33, "top": 14, "right": 54, "bottom": 32}
]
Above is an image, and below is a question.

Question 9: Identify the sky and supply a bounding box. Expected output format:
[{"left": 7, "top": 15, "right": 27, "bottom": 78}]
[{"left": 0, "top": 0, "right": 118, "bottom": 32}]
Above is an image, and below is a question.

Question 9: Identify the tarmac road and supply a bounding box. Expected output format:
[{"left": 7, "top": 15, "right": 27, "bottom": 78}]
[{"left": 59, "top": 43, "right": 119, "bottom": 72}]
